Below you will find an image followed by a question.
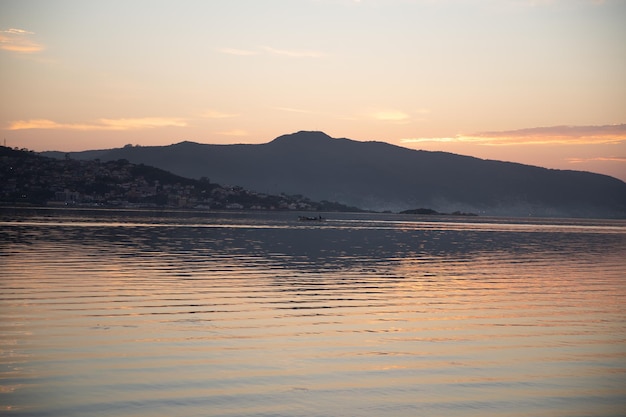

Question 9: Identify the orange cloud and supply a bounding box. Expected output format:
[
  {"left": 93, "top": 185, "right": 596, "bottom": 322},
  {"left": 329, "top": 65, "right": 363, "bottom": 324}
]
[
  {"left": 0, "top": 28, "right": 44, "bottom": 53},
  {"left": 401, "top": 124, "right": 626, "bottom": 146},
  {"left": 215, "top": 129, "right": 249, "bottom": 136},
  {"left": 568, "top": 156, "right": 626, "bottom": 164},
  {"left": 272, "top": 106, "right": 316, "bottom": 114},
  {"left": 7, "top": 117, "right": 187, "bottom": 131},
  {"left": 201, "top": 110, "right": 238, "bottom": 119},
  {"left": 373, "top": 110, "right": 411, "bottom": 122}
]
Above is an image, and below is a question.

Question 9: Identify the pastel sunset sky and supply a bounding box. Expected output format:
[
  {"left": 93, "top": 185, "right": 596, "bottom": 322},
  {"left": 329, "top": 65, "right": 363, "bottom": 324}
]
[{"left": 1, "top": 0, "right": 625, "bottom": 181}]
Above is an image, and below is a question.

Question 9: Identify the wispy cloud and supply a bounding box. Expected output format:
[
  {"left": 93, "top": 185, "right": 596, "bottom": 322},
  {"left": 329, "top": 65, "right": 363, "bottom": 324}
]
[
  {"left": 7, "top": 117, "right": 187, "bottom": 131},
  {"left": 0, "top": 28, "right": 44, "bottom": 53},
  {"left": 262, "top": 46, "right": 325, "bottom": 58},
  {"left": 370, "top": 109, "right": 414, "bottom": 124},
  {"left": 502, "top": 0, "right": 606, "bottom": 7},
  {"left": 401, "top": 124, "right": 626, "bottom": 146},
  {"left": 402, "top": 136, "right": 460, "bottom": 143},
  {"left": 567, "top": 156, "right": 626, "bottom": 164},
  {"left": 98, "top": 118, "right": 187, "bottom": 130},
  {"left": 215, "top": 47, "right": 259, "bottom": 56},
  {"left": 201, "top": 109, "right": 238, "bottom": 119},
  {"left": 215, "top": 129, "right": 249, "bottom": 137},
  {"left": 272, "top": 106, "right": 316, "bottom": 114},
  {"left": 217, "top": 46, "right": 325, "bottom": 58},
  {"left": 469, "top": 124, "right": 626, "bottom": 145},
  {"left": 366, "top": 108, "right": 430, "bottom": 123}
]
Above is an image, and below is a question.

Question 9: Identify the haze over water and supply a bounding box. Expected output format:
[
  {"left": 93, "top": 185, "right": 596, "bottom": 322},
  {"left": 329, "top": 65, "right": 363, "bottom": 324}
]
[{"left": 1, "top": 208, "right": 625, "bottom": 416}]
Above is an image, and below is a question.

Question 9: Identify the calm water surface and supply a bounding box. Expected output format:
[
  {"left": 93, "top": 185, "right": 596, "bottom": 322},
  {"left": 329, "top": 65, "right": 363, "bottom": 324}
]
[{"left": 1, "top": 208, "right": 625, "bottom": 416}]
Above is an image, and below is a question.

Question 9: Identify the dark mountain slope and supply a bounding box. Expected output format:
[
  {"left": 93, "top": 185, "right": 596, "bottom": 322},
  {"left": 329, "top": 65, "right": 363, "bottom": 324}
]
[{"left": 45, "top": 131, "right": 626, "bottom": 217}]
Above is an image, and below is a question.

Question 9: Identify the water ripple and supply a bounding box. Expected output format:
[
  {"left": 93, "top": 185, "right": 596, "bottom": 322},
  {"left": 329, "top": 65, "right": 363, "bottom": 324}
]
[{"left": 1, "top": 209, "right": 625, "bottom": 416}]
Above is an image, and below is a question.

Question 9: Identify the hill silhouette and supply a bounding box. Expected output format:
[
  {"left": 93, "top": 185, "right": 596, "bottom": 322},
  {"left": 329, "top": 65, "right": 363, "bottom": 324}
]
[
  {"left": 44, "top": 131, "right": 626, "bottom": 217},
  {"left": 1, "top": 145, "right": 360, "bottom": 211}
]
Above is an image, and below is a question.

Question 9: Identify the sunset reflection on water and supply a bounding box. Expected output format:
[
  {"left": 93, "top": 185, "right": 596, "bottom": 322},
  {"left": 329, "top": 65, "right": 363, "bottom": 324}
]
[{"left": 1, "top": 209, "right": 625, "bottom": 416}]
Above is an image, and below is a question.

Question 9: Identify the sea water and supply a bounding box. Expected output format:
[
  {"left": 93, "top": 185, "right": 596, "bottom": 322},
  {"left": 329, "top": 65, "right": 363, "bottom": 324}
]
[{"left": 1, "top": 208, "right": 625, "bottom": 416}]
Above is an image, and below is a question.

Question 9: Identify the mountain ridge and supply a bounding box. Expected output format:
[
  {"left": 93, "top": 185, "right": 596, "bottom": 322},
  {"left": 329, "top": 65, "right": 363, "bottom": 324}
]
[{"left": 42, "top": 131, "right": 626, "bottom": 218}]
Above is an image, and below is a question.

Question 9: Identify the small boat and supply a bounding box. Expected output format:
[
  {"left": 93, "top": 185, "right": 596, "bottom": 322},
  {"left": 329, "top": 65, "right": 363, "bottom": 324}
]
[{"left": 298, "top": 215, "right": 324, "bottom": 221}]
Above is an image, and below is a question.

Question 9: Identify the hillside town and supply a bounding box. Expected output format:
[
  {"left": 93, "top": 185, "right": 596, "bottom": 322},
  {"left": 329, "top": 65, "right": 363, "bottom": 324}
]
[{"left": 0, "top": 146, "right": 360, "bottom": 212}]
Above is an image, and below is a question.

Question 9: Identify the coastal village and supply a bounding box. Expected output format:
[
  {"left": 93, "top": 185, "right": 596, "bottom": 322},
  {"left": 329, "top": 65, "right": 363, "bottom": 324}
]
[{"left": 0, "top": 146, "right": 359, "bottom": 212}]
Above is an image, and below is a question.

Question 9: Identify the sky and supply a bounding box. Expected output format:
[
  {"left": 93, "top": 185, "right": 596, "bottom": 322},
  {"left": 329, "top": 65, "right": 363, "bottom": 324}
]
[{"left": 1, "top": 0, "right": 625, "bottom": 181}]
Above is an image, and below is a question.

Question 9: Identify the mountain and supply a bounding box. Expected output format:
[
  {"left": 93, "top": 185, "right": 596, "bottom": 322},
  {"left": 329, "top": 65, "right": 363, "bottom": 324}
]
[{"left": 43, "top": 131, "right": 626, "bottom": 217}]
